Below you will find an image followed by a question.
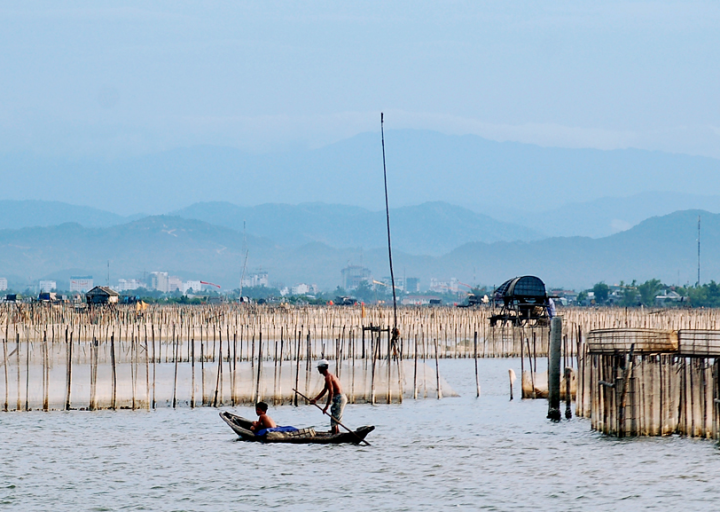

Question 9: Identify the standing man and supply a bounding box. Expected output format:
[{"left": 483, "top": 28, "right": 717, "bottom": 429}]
[{"left": 310, "top": 359, "right": 347, "bottom": 434}]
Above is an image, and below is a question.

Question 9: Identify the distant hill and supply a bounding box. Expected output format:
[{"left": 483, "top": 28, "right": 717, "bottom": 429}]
[
  {"left": 0, "top": 217, "right": 277, "bottom": 289},
  {"left": 509, "top": 192, "right": 720, "bottom": 238},
  {"left": 2, "top": 130, "right": 720, "bottom": 215},
  {"left": 170, "top": 201, "right": 543, "bottom": 255},
  {"left": 0, "top": 209, "right": 716, "bottom": 291},
  {"left": 0, "top": 200, "right": 128, "bottom": 229},
  {"left": 437, "top": 209, "right": 711, "bottom": 289}
]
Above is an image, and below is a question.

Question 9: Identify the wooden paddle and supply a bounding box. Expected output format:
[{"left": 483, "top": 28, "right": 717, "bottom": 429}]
[{"left": 293, "top": 388, "right": 371, "bottom": 446}]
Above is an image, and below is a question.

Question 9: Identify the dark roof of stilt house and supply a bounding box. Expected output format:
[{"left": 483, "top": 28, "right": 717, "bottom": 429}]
[{"left": 86, "top": 286, "right": 119, "bottom": 302}]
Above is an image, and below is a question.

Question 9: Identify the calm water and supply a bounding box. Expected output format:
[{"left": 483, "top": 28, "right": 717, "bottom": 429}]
[{"left": 1, "top": 359, "right": 719, "bottom": 511}]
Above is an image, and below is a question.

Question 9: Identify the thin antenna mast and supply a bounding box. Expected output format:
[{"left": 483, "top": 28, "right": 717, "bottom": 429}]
[
  {"left": 381, "top": 113, "right": 398, "bottom": 335},
  {"left": 697, "top": 215, "right": 701, "bottom": 287}
]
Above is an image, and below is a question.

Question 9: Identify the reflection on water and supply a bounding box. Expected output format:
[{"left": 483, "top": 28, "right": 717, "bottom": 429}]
[{"left": 0, "top": 359, "right": 718, "bottom": 511}]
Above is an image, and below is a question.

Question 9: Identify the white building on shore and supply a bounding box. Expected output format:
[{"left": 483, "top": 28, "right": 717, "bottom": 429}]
[
  {"left": 116, "top": 279, "right": 146, "bottom": 292},
  {"left": 70, "top": 276, "right": 93, "bottom": 293},
  {"left": 39, "top": 280, "right": 56, "bottom": 292},
  {"left": 182, "top": 280, "right": 203, "bottom": 294},
  {"left": 241, "top": 271, "right": 269, "bottom": 288}
]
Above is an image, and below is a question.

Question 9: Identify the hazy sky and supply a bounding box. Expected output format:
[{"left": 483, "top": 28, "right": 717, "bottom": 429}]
[{"left": 1, "top": 1, "right": 719, "bottom": 158}]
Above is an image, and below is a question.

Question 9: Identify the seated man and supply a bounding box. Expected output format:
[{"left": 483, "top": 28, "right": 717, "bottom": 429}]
[{"left": 250, "top": 401, "right": 277, "bottom": 433}]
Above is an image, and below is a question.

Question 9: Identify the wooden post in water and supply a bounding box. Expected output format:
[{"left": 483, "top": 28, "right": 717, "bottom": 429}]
[
  {"left": 508, "top": 369, "right": 515, "bottom": 400},
  {"left": 151, "top": 325, "right": 156, "bottom": 409},
  {"left": 278, "top": 328, "right": 284, "bottom": 405},
  {"left": 16, "top": 332, "right": 22, "bottom": 411},
  {"left": 110, "top": 333, "right": 117, "bottom": 410},
  {"left": 474, "top": 331, "right": 480, "bottom": 397},
  {"left": 305, "top": 331, "right": 311, "bottom": 396},
  {"left": 89, "top": 337, "right": 97, "bottom": 411},
  {"left": 294, "top": 330, "right": 300, "bottom": 407},
  {"left": 350, "top": 330, "right": 355, "bottom": 404},
  {"left": 273, "top": 337, "right": 279, "bottom": 405},
  {"left": 3, "top": 331, "right": 8, "bottom": 412},
  {"left": 232, "top": 331, "right": 238, "bottom": 405},
  {"left": 43, "top": 331, "right": 49, "bottom": 411},
  {"left": 617, "top": 344, "right": 636, "bottom": 438},
  {"left": 254, "top": 331, "right": 263, "bottom": 403},
  {"left": 25, "top": 329, "right": 30, "bottom": 411},
  {"left": 191, "top": 337, "right": 195, "bottom": 408},
  {"left": 172, "top": 330, "right": 179, "bottom": 409},
  {"left": 200, "top": 341, "right": 205, "bottom": 406},
  {"left": 370, "top": 332, "right": 378, "bottom": 405},
  {"left": 547, "top": 316, "right": 562, "bottom": 421},
  {"left": 131, "top": 334, "right": 137, "bottom": 410},
  {"left": 564, "top": 366, "right": 572, "bottom": 419},
  {"left": 213, "top": 328, "right": 223, "bottom": 407},
  {"left": 434, "top": 337, "right": 442, "bottom": 399},
  {"left": 413, "top": 334, "right": 418, "bottom": 400},
  {"left": 65, "top": 330, "right": 73, "bottom": 411},
  {"left": 386, "top": 329, "right": 392, "bottom": 404}
]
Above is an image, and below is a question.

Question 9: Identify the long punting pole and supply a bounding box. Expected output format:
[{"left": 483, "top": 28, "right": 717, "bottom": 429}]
[
  {"left": 380, "top": 113, "right": 398, "bottom": 334},
  {"left": 293, "top": 388, "right": 371, "bottom": 446}
]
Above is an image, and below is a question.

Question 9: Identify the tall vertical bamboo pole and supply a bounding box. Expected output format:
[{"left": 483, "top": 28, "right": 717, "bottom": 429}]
[
  {"left": 65, "top": 330, "right": 73, "bottom": 411},
  {"left": 110, "top": 333, "right": 117, "bottom": 410}
]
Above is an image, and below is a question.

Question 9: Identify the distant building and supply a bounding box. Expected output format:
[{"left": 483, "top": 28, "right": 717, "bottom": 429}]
[
  {"left": 183, "top": 280, "right": 203, "bottom": 294},
  {"left": 430, "top": 277, "right": 459, "bottom": 294},
  {"left": 292, "top": 283, "right": 318, "bottom": 295},
  {"left": 405, "top": 277, "right": 420, "bottom": 293},
  {"left": 380, "top": 276, "right": 419, "bottom": 293},
  {"left": 401, "top": 295, "right": 438, "bottom": 306},
  {"left": 167, "top": 276, "right": 183, "bottom": 292},
  {"left": 149, "top": 272, "right": 183, "bottom": 293},
  {"left": 656, "top": 289, "right": 688, "bottom": 307},
  {"left": 86, "top": 286, "right": 119, "bottom": 305},
  {"left": 150, "top": 272, "right": 168, "bottom": 292},
  {"left": 241, "top": 271, "right": 269, "bottom": 288},
  {"left": 341, "top": 265, "right": 371, "bottom": 290},
  {"left": 117, "top": 279, "right": 146, "bottom": 292},
  {"left": 39, "top": 280, "right": 56, "bottom": 293},
  {"left": 70, "top": 276, "right": 94, "bottom": 293},
  {"left": 149, "top": 271, "right": 181, "bottom": 293},
  {"left": 0, "top": 278, "right": 7, "bottom": 291}
]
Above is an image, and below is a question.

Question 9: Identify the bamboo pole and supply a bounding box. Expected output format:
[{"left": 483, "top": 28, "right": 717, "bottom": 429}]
[{"left": 65, "top": 330, "right": 72, "bottom": 411}]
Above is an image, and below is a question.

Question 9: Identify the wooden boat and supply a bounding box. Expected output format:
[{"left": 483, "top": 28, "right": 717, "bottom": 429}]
[{"left": 219, "top": 411, "right": 375, "bottom": 444}]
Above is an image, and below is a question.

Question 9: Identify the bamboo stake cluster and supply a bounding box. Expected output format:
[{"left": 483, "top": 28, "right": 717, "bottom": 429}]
[
  {"left": 576, "top": 328, "right": 720, "bottom": 439},
  {"left": 3, "top": 304, "right": 720, "bottom": 412}
]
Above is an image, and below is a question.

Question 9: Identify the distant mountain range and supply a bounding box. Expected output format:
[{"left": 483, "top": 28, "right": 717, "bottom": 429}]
[
  {"left": 0, "top": 192, "right": 717, "bottom": 252},
  {"left": 169, "top": 201, "right": 543, "bottom": 255},
  {"left": 0, "top": 200, "right": 129, "bottom": 230},
  {"left": 2, "top": 130, "right": 720, "bottom": 216},
  {"left": 511, "top": 192, "right": 720, "bottom": 238},
  {"left": 0, "top": 209, "right": 713, "bottom": 291}
]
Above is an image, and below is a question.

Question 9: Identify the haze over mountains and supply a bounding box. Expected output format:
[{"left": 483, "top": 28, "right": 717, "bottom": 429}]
[
  {"left": 1, "top": 129, "right": 718, "bottom": 291},
  {"left": 0, "top": 202, "right": 712, "bottom": 291},
  {"left": 3, "top": 130, "right": 720, "bottom": 218}
]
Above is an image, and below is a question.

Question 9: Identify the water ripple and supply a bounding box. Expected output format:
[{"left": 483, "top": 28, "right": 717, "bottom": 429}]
[{"left": 1, "top": 359, "right": 720, "bottom": 511}]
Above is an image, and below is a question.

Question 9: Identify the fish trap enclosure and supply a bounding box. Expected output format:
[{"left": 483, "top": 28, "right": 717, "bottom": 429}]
[
  {"left": 5, "top": 304, "right": 720, "bottom": 412},
  {"left": 0, "top": 308, "right": 462, "bottom": 411},
  {"left": 576, "top": 328, "right": 720, "bottom": 439},
  {"left": 0, "top": 337, "right": 456, "bottom": 411}
]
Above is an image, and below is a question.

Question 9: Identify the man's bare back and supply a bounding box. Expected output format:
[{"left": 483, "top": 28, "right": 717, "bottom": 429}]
[{"left": 324, "top": 371, "right": 342, "bottom": 398}]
